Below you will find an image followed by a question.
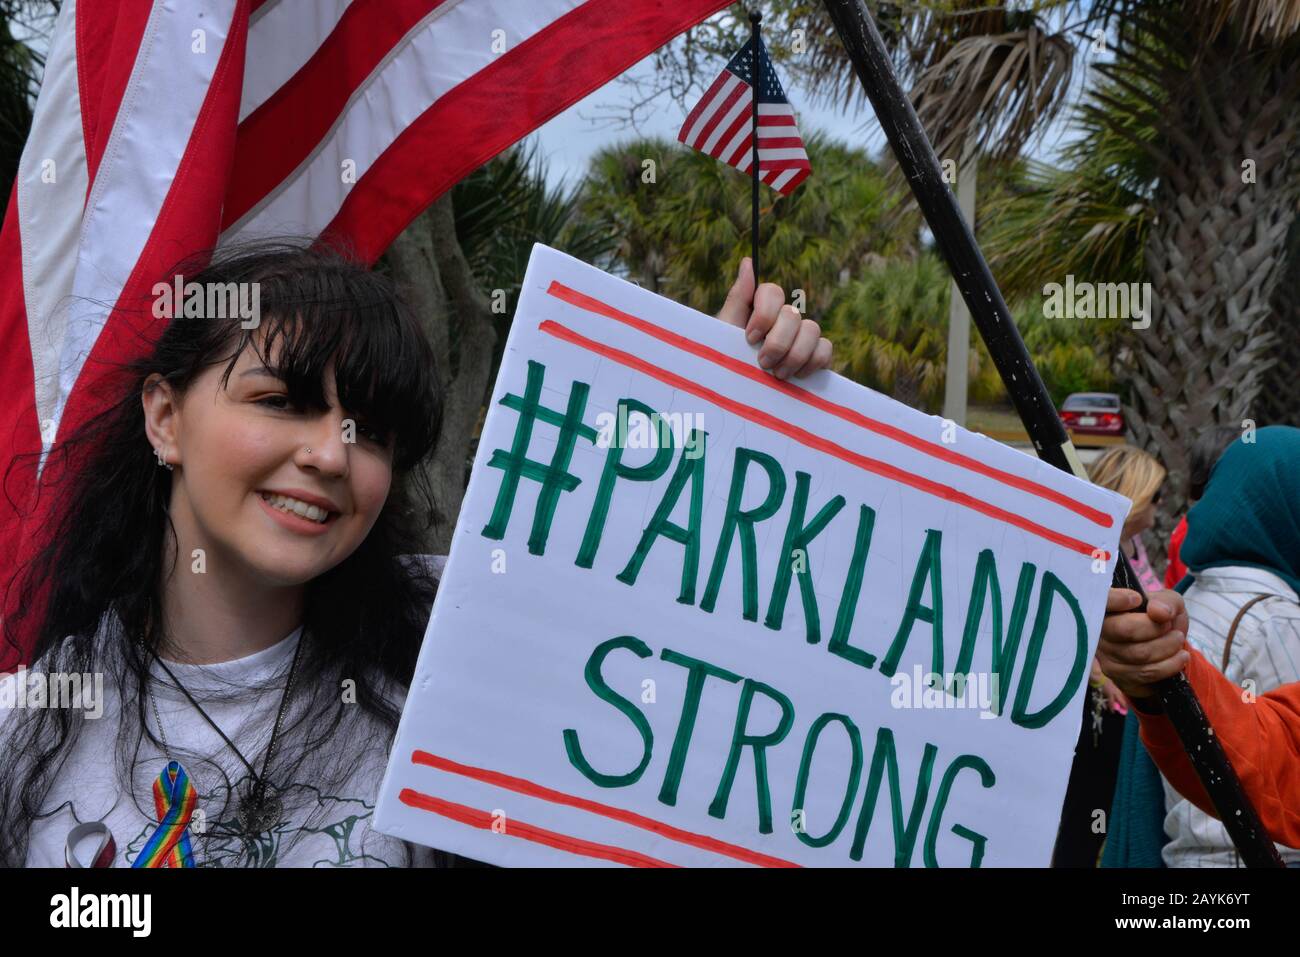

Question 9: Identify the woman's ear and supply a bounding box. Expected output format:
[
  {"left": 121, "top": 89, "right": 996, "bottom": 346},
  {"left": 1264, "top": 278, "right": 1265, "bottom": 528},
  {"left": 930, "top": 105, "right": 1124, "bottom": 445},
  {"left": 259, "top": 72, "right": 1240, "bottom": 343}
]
[{"left": 142, "top": 373, "right": 180, "bottom": 466}]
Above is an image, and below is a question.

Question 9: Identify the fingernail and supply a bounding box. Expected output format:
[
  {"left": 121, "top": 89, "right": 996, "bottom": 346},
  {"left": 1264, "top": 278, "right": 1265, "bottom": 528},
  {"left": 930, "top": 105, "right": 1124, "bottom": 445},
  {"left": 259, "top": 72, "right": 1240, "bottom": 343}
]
[
  {"left": 1150, "top": 599, "right": 1171, "bottom": 616},
  {"left": 758, "top": 353, "right": 773, "bottom": 368},
  {"left": 747, "top": 328, "right": 760, "bottom": 344}
]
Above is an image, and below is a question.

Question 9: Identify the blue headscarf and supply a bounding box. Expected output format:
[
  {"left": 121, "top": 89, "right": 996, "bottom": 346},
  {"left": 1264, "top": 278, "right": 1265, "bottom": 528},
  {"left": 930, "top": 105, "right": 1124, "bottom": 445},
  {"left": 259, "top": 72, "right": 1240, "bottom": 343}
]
[{"left": 1180, "top": 425, "right": 1300, "bottom": 595}]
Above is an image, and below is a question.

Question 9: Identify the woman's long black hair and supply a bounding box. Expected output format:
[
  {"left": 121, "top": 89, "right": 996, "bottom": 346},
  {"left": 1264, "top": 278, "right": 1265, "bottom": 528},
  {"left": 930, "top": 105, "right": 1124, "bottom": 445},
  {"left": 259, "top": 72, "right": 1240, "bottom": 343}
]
[{"left": 0, "top": 239, "right": 444, "bottom": 866}]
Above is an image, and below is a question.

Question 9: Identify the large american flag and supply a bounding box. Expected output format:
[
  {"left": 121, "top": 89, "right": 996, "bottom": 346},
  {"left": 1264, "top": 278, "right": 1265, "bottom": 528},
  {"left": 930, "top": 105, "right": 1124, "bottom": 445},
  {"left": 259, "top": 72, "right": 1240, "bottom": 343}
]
[
  {"left": 0, "top": 0, "right": 729, "bottom": 667},
  {"left": 677, "top": 33, "right": 811, "bottom": 195}
]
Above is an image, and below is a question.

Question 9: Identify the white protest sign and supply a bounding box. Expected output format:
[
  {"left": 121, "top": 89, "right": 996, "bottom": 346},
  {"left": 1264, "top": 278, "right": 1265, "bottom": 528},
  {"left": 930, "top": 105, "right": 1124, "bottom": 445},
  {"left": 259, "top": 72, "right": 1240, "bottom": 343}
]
[{"left": 374, "top": 244, "right": 1131, "bottom": 867}]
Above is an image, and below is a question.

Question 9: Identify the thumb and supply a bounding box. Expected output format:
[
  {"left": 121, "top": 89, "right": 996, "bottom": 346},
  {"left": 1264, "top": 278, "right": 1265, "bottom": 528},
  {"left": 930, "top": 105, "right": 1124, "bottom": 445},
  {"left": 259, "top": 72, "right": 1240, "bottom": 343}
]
[{"left": 716, "top": 257, "right": 755, "bottom": 328}]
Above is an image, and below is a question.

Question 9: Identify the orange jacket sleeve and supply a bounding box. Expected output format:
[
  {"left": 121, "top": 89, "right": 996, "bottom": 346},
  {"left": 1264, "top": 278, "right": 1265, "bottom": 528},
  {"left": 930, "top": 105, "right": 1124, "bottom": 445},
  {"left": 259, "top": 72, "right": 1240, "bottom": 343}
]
[{"left": 1137, "top": 646, "right": 1300, "bottom": 849}]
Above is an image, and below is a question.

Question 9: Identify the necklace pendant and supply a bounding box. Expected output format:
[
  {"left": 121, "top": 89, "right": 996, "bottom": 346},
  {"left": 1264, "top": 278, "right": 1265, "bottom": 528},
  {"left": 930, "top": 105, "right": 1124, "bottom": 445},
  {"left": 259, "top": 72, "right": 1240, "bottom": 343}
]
[{"left": 237, "top": 784, "right": 282, "bottom": 837}]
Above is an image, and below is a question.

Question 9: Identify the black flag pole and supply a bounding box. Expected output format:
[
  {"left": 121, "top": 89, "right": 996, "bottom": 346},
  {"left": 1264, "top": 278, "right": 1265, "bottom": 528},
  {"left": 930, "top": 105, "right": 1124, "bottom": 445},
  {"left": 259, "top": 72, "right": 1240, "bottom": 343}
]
[
  {"left": 818, "top": 0, "right": 1283, "bottom": 867},
  {"left": 749, "top": 9, "right": 762, "bottom": 287}
]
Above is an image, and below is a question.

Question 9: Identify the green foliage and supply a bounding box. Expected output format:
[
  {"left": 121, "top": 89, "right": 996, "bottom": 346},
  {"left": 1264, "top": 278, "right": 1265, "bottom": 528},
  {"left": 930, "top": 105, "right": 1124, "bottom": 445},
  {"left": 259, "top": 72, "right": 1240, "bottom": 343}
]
[
  {"left": 579, "top": 132, "right": 918, "bottom": 318},
  {"left": 823, "top": 254, "right": 1007, "bottom": 411},
  {"left": 451, "top": 138, "right": 619, "bottom": 321},
  {"left": 1011, "top": 299, "right": 1118, "bottom": 405}
]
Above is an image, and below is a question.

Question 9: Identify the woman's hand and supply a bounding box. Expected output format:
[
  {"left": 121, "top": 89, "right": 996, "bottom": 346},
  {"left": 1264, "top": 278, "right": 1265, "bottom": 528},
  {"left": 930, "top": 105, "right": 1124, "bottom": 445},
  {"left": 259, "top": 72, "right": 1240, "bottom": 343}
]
[
  {"left": 1096, "top": 588, "right": 1191, "bottom": 700},
  {"left": 716, "top": 257, "right": 833, "bottom": 380}
]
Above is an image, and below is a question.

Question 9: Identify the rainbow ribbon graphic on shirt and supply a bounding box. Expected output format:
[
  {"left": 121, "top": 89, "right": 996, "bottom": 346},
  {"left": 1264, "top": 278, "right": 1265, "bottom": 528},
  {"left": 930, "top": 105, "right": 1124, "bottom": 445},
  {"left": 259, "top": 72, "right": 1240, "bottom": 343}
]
[{"left": 132, "top": 760, "right": 197, "bottom": 868}]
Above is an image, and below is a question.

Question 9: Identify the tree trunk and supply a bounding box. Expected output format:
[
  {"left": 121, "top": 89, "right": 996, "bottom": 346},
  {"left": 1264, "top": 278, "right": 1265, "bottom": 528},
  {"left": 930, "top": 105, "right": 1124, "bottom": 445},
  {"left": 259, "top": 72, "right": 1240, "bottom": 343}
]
[
  {"left": 1259, "top": 218, "right": 1300, "bottom": 426},
  {"left": 1125, "top": 42, "right": 1300, "bottom": 563},
  {"left": 388, "top": 194, "right": 498, "bottom": 555}
]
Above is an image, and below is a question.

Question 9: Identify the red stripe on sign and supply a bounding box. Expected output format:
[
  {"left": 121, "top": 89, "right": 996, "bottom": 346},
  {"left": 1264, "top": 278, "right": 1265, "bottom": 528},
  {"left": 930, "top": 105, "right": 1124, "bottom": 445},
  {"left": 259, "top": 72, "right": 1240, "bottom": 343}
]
[
  {"left": 539, "top": 319, "right": 1108, "bottom": 559},
  {"left": 320, "top": 0, "right": 732, "bottom": 264},
  {"left": 411, "top": 750, "right": 799, "bottom": 868},
  {"left": 398, "top": 789, "right": 678, "bottom": 868},
  {"left": 544, "top": 281, "right": 1113, "bottom": 529}
]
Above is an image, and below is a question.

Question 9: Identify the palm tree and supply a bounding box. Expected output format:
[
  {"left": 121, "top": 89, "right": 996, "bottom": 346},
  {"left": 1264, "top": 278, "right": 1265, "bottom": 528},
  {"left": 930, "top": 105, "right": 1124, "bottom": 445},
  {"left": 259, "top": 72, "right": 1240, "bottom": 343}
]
[
  {"left": 385, "top": 141, "right": 620, "bottom": 552},
  {"left": 693, "top": 0, "right": 1299, "bottom": 552},
  {"left": 580, "top": 132, "right": 918, "bottom": 317}
]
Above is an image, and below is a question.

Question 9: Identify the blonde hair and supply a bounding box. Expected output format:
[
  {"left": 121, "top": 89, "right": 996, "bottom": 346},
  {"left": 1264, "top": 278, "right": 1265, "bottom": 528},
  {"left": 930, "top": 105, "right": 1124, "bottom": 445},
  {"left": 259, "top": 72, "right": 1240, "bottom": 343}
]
[{"left": 1088, "top": 445, "right": 1166, "bottom": 516}]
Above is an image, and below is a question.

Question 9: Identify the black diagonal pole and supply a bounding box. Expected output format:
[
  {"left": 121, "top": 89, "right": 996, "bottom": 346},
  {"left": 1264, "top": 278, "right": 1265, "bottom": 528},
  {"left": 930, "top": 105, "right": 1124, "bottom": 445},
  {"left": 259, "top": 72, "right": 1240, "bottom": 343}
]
[
  {"left": 819, "top": 0, "right": 1283, "bottom": 867},
  {"left": 750, "top": 10, "right": 762, "bottom": 287}
]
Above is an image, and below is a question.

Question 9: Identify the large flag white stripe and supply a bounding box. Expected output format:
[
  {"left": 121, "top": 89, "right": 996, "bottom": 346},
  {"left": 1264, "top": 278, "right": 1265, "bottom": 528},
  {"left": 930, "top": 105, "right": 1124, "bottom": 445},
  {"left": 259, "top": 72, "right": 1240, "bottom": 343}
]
[
  {"left": 681, "top": 73, "right": 741, "bottom": 146},
  {"left": 224, "top": 0, "right": 585, "bottom": 245},
  {"left": 16, "top": 0, "right": 86, "bottom": 444},
  {"left": 240, "top": 0, "right": 354, "bottom": 122},
  {"left": 757, "top": 148, "right": 809, "bottom": 161},
  {"left": 757, "top": 103, "right": 794, "bottom": 116},
  {"left": 55, "top": 0, "right": 238, "bottom": 442},
  {"left": 699, "top": 88, "right": 750, "bottom": 155}
]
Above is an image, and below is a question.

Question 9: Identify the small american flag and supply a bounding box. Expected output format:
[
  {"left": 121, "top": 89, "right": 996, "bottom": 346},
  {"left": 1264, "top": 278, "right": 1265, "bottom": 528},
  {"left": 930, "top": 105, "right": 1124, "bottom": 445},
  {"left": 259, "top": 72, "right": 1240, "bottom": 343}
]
[{"left": 677, "top": 34, "right": 811, "bottom": 195}]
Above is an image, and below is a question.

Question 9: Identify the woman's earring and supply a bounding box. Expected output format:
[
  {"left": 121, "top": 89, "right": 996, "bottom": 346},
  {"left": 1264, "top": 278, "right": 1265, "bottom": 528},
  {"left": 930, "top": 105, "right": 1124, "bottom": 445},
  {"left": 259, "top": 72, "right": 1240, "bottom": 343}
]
[{"left": 154, "top": 446, "right": 174, "bottom": 471}]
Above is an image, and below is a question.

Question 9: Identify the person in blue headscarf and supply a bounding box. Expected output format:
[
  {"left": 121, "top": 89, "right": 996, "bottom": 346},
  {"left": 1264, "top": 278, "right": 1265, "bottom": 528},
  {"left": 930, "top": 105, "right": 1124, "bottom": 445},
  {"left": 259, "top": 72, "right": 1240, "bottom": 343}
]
[{"left": 1101, "top": 425, "right": 1300, "bottom": 866}]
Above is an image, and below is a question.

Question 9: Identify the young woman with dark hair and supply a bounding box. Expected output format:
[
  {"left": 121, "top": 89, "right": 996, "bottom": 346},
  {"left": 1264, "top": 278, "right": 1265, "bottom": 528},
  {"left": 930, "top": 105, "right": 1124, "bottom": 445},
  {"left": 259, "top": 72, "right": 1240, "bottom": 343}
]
[{"left": 0, "top": 245, "right": 830, "bottom": 867}]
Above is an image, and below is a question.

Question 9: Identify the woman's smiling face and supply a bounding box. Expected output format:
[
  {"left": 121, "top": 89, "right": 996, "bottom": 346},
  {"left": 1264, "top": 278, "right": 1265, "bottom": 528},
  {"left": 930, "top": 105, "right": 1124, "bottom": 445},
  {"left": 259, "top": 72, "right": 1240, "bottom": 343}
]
[{"left": 143, "top": 330, "right": 395, "bottom": 588}]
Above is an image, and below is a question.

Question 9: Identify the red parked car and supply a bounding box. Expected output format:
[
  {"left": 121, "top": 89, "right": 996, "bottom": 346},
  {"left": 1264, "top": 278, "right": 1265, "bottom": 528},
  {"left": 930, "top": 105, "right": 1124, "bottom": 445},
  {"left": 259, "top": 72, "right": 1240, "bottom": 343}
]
[{"left": 1059, "top": 392, "right": 1125, "bottom": 436}]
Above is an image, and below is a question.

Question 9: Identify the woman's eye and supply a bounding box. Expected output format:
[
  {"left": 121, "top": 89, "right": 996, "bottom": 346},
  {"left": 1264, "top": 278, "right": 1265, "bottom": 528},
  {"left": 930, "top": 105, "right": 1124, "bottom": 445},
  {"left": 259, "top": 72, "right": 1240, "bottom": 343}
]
[
  {"left": 255, "top": 394, "right": 297, "bottom": 411},
  {"left": 356, "top": 421, "right": 390, "bottom": 445}
]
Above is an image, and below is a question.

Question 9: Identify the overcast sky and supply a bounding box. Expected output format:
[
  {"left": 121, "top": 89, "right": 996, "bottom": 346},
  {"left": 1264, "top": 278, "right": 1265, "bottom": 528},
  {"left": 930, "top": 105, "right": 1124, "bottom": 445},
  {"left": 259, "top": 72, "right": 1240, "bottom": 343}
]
[{"left": 530, "top": 42, "right": 1089, "bottom": 192}]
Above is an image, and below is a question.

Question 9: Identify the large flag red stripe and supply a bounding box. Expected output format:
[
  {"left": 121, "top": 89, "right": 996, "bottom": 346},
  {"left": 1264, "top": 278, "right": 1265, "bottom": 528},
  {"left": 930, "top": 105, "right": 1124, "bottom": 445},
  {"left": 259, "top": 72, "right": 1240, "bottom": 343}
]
[
  {"left": 224, "top": 0, "right": 448, "bottom": 230},
  {"left": 75, "top": 0, "right": 155, "bottom": 189},
  {"left": 326, "top": 0, "right": 730, "bottom": 262}
]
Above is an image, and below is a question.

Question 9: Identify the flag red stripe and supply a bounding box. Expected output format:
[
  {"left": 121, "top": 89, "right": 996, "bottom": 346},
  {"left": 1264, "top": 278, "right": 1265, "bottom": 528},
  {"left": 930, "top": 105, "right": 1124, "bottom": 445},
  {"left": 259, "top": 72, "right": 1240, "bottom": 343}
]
[
  {"left": 758, "top": 136, "right": 805, "bottom": 148},
  {"left": 773, "top": 167, "right": 811, "bottom": 194},
  {"left": 677, "top": 71, "right": 732, "bottom": 143},
  {"left": 711, "top": 108, "right": 752, "bottom": 163},
  {"left": 224, "top": 0, "right": 448, "bottom": 231},
  {"left": 323, "top": 0, "right": 732, "bottom": 263},
  {"left": 689, "top": 79, "right": 746, "bottom": 152},
  {"left": 75, "top": 0, "right": 156, "bottom": 190}
]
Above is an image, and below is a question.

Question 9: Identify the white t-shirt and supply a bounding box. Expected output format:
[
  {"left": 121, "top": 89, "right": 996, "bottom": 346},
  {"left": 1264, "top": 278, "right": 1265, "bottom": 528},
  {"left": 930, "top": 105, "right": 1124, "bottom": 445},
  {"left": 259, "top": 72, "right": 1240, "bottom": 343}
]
[{"left": 2, "top": 623, "right": 438, "bottom": 868}]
